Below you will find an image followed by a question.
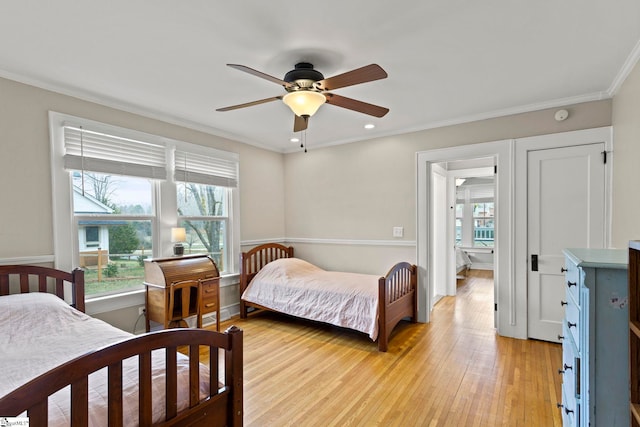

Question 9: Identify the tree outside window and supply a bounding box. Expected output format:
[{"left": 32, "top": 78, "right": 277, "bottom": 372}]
[{"left": 177, "top": 183, "right": 228, "bottom": 271}]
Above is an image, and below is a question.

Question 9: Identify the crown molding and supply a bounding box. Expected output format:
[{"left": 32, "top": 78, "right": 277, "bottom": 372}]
[{"left": 608, "top": 38, "right": 640, "bottom": 96}]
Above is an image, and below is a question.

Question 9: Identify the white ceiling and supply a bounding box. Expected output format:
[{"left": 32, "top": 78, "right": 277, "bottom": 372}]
[{"left": 1, "top": 1, "right": 639, "bottom": 153}]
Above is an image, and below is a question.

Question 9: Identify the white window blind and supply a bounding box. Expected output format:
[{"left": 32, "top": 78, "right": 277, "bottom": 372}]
[
  {"left": 175, "top": 150, "right": 238, "bottom": 188},
  {"left": 63, "top": 125, "right": 167, "bottom": 180}
]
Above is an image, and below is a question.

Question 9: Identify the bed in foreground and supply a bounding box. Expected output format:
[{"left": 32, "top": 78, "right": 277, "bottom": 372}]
[
  {"left": 0, "top": 265, "right": 243, "bottom": 427},
  {"left": 239, "top": 243, "right": 417, "bottom": 352}
]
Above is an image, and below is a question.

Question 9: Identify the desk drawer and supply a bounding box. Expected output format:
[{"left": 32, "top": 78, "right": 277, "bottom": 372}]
[{"left": 201, "top": 278, "right": 219, "bottom": 314}]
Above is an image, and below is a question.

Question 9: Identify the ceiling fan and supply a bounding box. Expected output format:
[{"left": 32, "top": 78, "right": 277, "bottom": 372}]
[{"left": 216, "top": 62, "right": 389, "bottom": 132}]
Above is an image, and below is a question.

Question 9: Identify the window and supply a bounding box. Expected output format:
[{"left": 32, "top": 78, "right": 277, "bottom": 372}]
[
  {"left": 455, "top": 203, "right": 463, "bottom": 245},
  {"left": 84, "top": 226, "right": 99, "bottom": 247},
  {"left": 174, "top": 149, "right": 237, "bottom": 271},
  {"left": 472, "top": 202, "right": 494, "bottom": 247},
  {"left": 50, "top": 112, "right": 239, "bottom": 299},
  {"left": 177, "top": 183, "right": 229, "bottom": 269},
  {"left": 455, "top": 175, "right": 494, "bottom": 248},
  {"left": 73, "top": 172, "right": 155, "bottom": 296}
]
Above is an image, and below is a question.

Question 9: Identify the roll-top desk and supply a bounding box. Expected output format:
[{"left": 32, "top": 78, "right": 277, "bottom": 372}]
[{"left": 144, "top": 254, "right": 220, "bottom": 332}]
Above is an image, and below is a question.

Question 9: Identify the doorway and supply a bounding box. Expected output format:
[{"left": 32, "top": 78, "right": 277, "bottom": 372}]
[
  {"left": 431, "top": 159, "right": 496, "bottom": 313},
  {"left": 416, "top": 139, "right": 515, "bottom": 337}
]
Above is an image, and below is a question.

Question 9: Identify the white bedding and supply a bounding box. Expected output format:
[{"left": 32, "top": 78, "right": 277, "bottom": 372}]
[
  {"left": 0, "top": 292, "right": 210, "bottom": 426},
  {"left": 241, "top": 258, "right": 381, "bottom": 340}
]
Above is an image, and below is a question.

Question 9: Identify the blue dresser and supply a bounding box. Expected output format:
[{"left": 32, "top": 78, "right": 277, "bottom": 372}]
[{"left": 561, "top": 248, "right": 628, "bottom": 426}]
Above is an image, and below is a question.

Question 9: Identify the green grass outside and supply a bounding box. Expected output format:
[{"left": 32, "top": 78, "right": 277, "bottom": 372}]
[{"left": 84, "top": 259, "right": 146, "bottom": 295}]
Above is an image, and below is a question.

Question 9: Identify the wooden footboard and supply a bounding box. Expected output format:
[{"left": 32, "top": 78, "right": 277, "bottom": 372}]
[
  {"left": 0, "top": 265, "right": 85, "bottom": 312},
  {"left": 377, "top": 262, "right": 417, "bottom": 352},
  {"left": 239, "top": 243, "right": 293, "bottom": 318},
  {"left": 0, "top": 327, "right": 243, "bottom": 427}
]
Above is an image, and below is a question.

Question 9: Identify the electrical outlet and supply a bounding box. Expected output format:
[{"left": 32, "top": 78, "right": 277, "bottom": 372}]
[
  {"left": 393, "top": 226, "right": 404, "bottom": 238},
  {"left": 138, "top": 307, "right": 146, "bottom": 316}
]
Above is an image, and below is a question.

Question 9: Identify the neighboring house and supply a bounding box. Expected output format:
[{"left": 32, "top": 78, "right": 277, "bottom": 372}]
[{"left": 73, "top": 186, "right": 113, "bottom": 267}]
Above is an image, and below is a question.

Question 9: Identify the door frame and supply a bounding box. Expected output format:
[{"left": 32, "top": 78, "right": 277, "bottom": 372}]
[
  {"left": 431, "top": 163, "right": 448, "bottom": 305},
  {"left": 417, "top": 139, "right": 516, "bottom": 336},
  {"left": 514, "top": 126, "right": 613, "bottom": 337}
]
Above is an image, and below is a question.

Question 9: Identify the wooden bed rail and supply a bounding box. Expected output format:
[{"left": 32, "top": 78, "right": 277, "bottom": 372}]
[
  {"left": 0, "top": 265, "right": 85, "bottom": 312},
  {"left": 0, "top": 327, "right": 243, "bottom": 427},
  {"left": 378, "top": 262, "right": 417, "bottom": 352}
]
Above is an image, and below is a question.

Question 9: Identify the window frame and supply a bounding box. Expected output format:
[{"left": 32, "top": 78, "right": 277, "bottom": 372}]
[
  {"left": 49, "top": 112, "right": 240, "bottom": 302},
  {"left": 452, "top": 167, "right": 495, "bottom": 249},
  {"left": 471, "top": 201, "right": 495, "bottom": 247},
  {"left": 177, "top": 182, "right": 232, "bottom": 271}
]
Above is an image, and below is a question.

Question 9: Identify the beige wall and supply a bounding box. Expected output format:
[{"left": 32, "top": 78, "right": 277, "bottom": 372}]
[
  {"left": 0, "top": 76, "right": 286, "bottom": 258},
  {"left": 612, "top": 61, "right": 640, "bottom": 247},
  {"left": 284, "top": 99, "right": 612, "bottom": 272}
]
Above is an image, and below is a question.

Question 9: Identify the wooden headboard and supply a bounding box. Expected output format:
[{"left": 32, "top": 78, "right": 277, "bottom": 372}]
[
  {"left": 239, "top": 243, "right": 293, "bottom": 295},
  {"left": 0, "top": 265, "right": 85, "bottom": 312}
]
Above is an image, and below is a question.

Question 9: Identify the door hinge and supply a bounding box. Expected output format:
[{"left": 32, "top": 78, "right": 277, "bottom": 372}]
[
  {"left": 494, "top": 303, "right": 498, "bottom": 311},
  {"left": 602, "top": 150, "right": 607, "bottom": 164},
  {"left": 494, "top": 165, "right": 497, "bottom": 174}
]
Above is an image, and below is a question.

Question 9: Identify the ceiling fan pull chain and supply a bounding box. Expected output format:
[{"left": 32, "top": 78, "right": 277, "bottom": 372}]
[{"left": 303, "top": 130, "right": 307, "bottom": 153}]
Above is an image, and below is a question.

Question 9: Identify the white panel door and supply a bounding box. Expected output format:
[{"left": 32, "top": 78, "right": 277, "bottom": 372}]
[{"left": 527, "top": 143, "right": 605, "bottom": 342}]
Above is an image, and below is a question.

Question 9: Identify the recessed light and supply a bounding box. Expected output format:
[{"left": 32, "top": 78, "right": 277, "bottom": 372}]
[
  {"left": 364, "top": 124, "right": 375, "bottom": 129},
  {"left": 290, "top": 137, "right": 300, "bottom": 143}
]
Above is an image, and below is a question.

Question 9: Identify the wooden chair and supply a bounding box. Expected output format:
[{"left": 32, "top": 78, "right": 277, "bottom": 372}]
[{"left": 167, "top": 280, "right": 201, "bottom": 328}]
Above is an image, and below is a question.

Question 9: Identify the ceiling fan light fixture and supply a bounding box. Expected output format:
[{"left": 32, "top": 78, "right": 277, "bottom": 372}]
[{"left": 282, "top": 90, "right": 326, "bottom": 117}]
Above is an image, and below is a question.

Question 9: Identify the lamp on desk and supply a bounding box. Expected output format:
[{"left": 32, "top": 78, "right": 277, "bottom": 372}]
[{"left": 171, "top": 227, "right": 186, "bottom": 256}]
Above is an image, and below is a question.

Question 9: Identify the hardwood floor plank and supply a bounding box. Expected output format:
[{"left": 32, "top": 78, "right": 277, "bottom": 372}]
[{"left": 207, "top": 269, "right": 562, "bottom": 426}]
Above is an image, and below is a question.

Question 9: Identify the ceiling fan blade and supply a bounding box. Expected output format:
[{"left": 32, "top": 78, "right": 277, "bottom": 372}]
[
  {"left": 227, "top": 64, "right": 294, "bottom": 88},
  {"left": 314, "top": 64, "right": 388, "bottom": 91},
  {"left": 324, "top": 93, "right": 389, "bottom": 118},
  {"left": 216, "top": 96, "right": 282, "bottom": 112},
  {"left": 293, "top": 115, "right": 308, "bottom": 132}
]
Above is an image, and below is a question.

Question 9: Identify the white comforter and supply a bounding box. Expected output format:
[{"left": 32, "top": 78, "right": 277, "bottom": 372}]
[
  {"left": 241, "top": 258, "right": 381, "bottom": 340},
  {"left": 0, "top": 292, "right": 210, "bottom": 426}
]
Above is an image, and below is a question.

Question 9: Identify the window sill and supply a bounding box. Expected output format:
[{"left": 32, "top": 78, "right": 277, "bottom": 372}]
[
  {"left": 456, "top": 246, "right": 494, "bottom": 254},
  {"left": 85, "top": 272, "right": 240, "bottom": 316}
]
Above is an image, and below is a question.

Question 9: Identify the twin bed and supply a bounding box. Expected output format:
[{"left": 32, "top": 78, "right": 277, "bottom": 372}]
[
  {"left": 0, "top": 265, "right": 243, "bottom": 427},
  {"left": 239, "top": 243, "right": 417, "bottom": 352}
]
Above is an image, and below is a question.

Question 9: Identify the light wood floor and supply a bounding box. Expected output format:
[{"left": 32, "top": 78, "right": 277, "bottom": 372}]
[{"left": 213, "top": 270, "right": 563, "bottom": 426}]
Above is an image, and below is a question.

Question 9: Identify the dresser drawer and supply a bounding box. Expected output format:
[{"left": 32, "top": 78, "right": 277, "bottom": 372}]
[
  {"left": 561, "top": 324, "right": 579, "bottom": 405},
  {"left": 561, "top": 389, "right": 578, "bottom": 427},
  {"left": 564, "top": 261, "right": 580, "bottom": 308},
  {"left": 200, "top": 278, "right": 219, "bottom": 314},
  {"left": 564, "top": 293, "right": 580, "bottom": 347}
]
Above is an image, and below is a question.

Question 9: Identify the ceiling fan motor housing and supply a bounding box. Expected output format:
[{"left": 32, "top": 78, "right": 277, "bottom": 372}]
[{"left": 284, "top": 62, "right": 324, "bottom": 90}]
